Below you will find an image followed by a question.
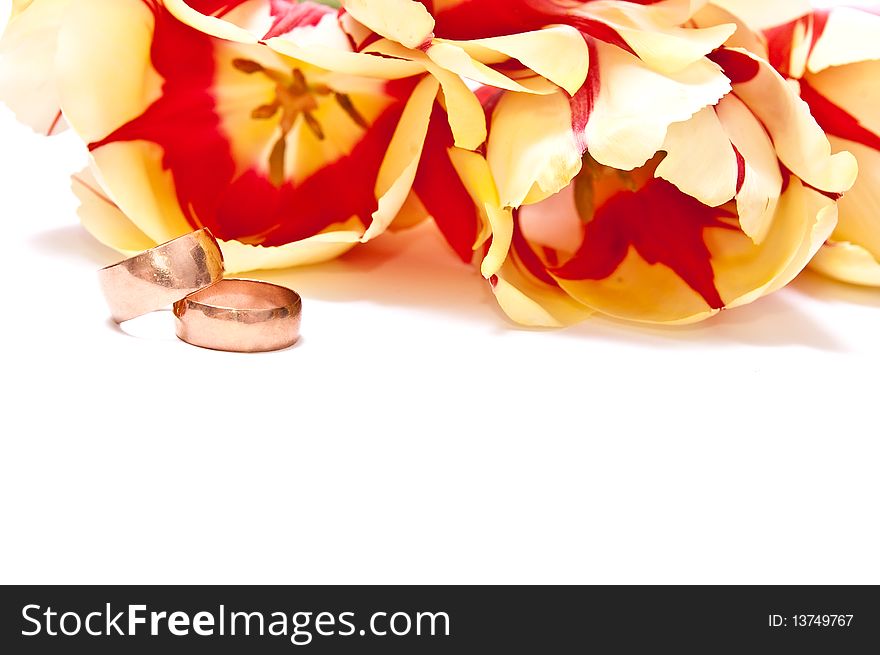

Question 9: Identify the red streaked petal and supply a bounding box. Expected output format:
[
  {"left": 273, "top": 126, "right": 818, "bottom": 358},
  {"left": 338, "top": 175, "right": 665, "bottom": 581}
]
[
  {"left": 90, "top": 2, "right": 415, "bottom": 247},
  {"left": 412, "top": 101, "right": 481, "bottom": 262},
  {"left": 708, "top": 48, "right": 760, "bottom": 84},
  {"left": 798, "top": 78, "right": 880, "bottom": 153},
  {"left": 554, "top": 178, "right": 737, "bottom": 310},
  {"left": 264, "top": 0, "right": 335, "bottom": 39}
]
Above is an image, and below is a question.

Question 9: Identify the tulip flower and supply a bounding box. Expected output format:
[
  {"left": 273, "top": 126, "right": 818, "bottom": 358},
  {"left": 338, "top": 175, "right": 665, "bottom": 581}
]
[
  {"left": 464, "top": 44, "right": 857, "bottom": 326},
  {"left": 177, "top": 0, "right": 610, "bottom": 263},
  {"left": 715, "top": 1, "right": 880, "bottom": 286},
  {"left": 43, "top": 0, "right": 462, "bottom": 271}
]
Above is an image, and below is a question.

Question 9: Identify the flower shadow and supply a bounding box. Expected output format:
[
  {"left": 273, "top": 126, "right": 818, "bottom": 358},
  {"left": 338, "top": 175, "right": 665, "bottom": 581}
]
[
  {"left": 788, "top": 269, "right": 880, "bottom": 309},
  {"left": 32, "top": 223, "right": 847, "bottom": 352},
  {"left": 30, "top": 224, "right": 121, "bottom": 267}
]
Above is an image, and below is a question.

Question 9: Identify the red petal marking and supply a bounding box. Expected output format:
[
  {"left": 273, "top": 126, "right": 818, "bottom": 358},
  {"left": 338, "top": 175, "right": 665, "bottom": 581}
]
[
  {"left": 764, "top": 17, "right": 803, "bottom": 78},
  {"left": 187, "top": 0, "right": 250, "bottom": 17},
  {"left": 416, "top": 0, "right": 638, "bottom": 55},
  {"left": 47, "top": 110, "right": 63, "bottom": 136},
  {"left": 511, "top": 210, "right": 559, "bottom": 287},
  {"left": 708, "top": 48, "right": 760, "bottom": 84},
  {"left": 732, "top": 144, "right": 746, "bottom": 194},
  {"left": 90, "top": 2, "right": 416, "bottom": 247},
  {"left": 412, "top": 102, "right": 481, "bottom": 262},
  {"left": 264, "top": 0, "right": 334, "bottom": 39},
  {"left": 570, "top": 36, "right": 599, "bottom": 152},
  {"left": 808, "top": 10, "right": 831, "bottom": 57},
  {"left": 554, "top": 178, "right": 737, "bottom": 310},
  {"left": 799, "top": 78, "right": 880, "bottom": 152}
]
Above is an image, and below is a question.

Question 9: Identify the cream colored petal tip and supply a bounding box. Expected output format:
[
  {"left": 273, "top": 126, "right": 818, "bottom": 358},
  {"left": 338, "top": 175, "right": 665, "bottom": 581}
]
[
  {"left": 219, "top": 232, "right": 363, "bottom": 274},
  {"left": 809, "top": 241, "right": 880, "bottom": 287},
  {"left": 342, "top": 0, "right": 434, "bottom": 49}
]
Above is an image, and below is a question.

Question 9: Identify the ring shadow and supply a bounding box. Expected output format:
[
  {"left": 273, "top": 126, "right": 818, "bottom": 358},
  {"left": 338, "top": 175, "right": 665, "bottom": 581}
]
[{"left": 32, "top": 223, "right": 869, "bottom": 352}]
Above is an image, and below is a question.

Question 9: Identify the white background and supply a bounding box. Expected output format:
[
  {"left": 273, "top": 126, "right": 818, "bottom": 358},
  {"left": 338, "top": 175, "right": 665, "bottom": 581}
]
[{"left": 1, "top": 105, "right": 878, "bottom": 585}]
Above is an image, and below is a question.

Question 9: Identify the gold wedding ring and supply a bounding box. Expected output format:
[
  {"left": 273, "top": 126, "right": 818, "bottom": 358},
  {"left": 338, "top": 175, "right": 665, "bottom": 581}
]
[
  {"left": 99, "top": 228, "right": 225, "bottom": 323},
  {"left": 173, "top": 279, "right": 302, "bottom": 353}
]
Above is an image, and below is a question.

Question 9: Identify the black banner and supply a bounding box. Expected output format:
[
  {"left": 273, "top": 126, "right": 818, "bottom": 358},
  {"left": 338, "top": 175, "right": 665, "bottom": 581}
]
[{"left": 1, "top": 586, "right": 877, "bottom": 653}]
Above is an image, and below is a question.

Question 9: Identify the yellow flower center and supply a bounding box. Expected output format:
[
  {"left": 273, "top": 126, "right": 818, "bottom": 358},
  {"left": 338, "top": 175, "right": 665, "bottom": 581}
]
[{"left": 232, "top": 59, "right": 368, "bottom": 187}]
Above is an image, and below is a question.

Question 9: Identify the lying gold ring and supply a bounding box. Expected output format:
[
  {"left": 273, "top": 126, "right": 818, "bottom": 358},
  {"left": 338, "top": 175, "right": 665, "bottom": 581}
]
[
  {"left": 98, "top": 228, "right": 225, "bottom": 323},
  {"left": 173, "top": 279, "right": 302, "bottom": 353}
]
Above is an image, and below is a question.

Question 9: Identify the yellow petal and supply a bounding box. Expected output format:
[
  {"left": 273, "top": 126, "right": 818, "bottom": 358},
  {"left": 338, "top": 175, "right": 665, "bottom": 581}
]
[
  {"left": 365, "top": 75, "right": 438, "bottom": 241},
  {"left": 0, "top": 0, "right": 70, "bottom": 134},
  {"left": 220, "top": 229, "right": 362, "bottom": 274},
  {"left": 487, "top": 90, "right": 582, "bottom": 209},
  {"left": 426, "top": 41, "right": 546, "bottom": 94},
  {"left": 808, "top": 7, "right": 880, "bottom": 74},
  {"left": 691, "top": 3, "right": 767, "bottom": 60},
  {"left": 823, "top": 136, "right": 880, "bottom": 269},
  {"left": 341, "top": 0, "right": 434, "bottom": 49},
  {"left": 446, "top": 148, "right": 510, "bottom": 278},
  {"left": 164, "top": 0, "right": 258, "bottom": 44},
  {"left": 264, "top": 36, "right": 424, "bottom": 79},
  {"left": 491, "top": 267, "right": 593, "bottom": 328},
  {"left": 805, "top": 60, "right": 880, "bottom": 138},
  {"left": 810, "top": 240, "right": 880, "bottom": 287},
  {"left": 715, "top": 93, "right": 782, "bottom": 244},
  {"left": 370, "top": 39, "right": 486, "bottom": 150},
  {"left": 554, "top": 180, "right": 836, "bottom": 324},
  {"left": 579, "top": 0, "right": 735, "bottom": 74},
  {"left": 443, "top": 26, "right": 589, "bottom": 96},
  {"left": 710, "top": 0, "right": 810, "bottom": 30},
  {"left": 585, "top": 40, "right": 730, "bottom": 171},
  {"left": 655, "top": 105, "right": 739, "bottom": 208},
  {"left": 726, "top": 48, "right": 858, "bottom": 194},
  {"left": 72, "top": 167, "right": 155, "bottom": 255}
]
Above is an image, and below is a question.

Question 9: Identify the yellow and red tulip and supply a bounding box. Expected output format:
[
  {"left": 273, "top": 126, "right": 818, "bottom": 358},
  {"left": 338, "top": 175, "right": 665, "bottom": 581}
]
[
  {"left": 473, "top": 46, "right": 856, "bottom": 325},
  {"left": 735, "top": 2, "right": 880, "bottom": 286},
  {"left": 0, "top": 0, "right": 871, "bottom": 328}
]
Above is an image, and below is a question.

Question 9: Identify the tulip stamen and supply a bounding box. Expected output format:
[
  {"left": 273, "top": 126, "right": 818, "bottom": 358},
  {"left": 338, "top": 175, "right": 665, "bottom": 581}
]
[
  {"left": 335, "top": 93, "right": 369, "bottom": 130},
  {"left": 233, "top": 58, "right": 369, "bottom": 186}
]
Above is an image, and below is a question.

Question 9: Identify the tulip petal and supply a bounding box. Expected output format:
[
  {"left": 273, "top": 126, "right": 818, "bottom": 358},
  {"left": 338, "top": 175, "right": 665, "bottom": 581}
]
[
  {"left": 342, "top": 0, "right": 434, "bottom": 49},
  {"left": 262, "top": 6, "right": 424, "bottom": 79},
  {"left": 219, "top": 228, "right": 362, "bottom": 274},
  {"left": 574, "top": 1, "right": 736, "bottom": 74},
  {"left": 810, "top": 241, "right": 880, "bottom": 287},
  {"left": 164, "top": 0, "right": 259, "bottom": 43},
  {"left": 365, "top": 75, "right": 438, "bottom": 241},
  {"left": 820, "top": 136, "right": 880, "bottom": 271},
  {"left": 486, "top": 90, "right": 583, "bottom": 209},
  {"left": 552, "top": 178, "right": 836, "bottom": 324},
  {"left": 72, "top": 167, "right": 155, "bottom": 255},
  {"left": 0, "top": 0, "right": 69, "bottom": 134},
  {"left": 803, "top": 60, "right": 880, "bottom": 144},
  {"left": 585, "top": 40, "right": 731, "bottom": 171},
  {"left": 442, "top": 25, "right": 589, "bottom": 96},
  {"left": 411, "top": 101, "right": 481, "bottom": 262},
  {"left": 655, "top": 105, "right": 739, "bottom": 208},
  {"left": 710, "top": 0, "right": 810, "bottom": 30},
  {"left": 446, "top": 148, "right": 510, "bottom": 278},
  {"left": 370, "top": 39, "right": 486, "bottom": 150},
  {"left": 711, "top": 48, "right": 858, "bottom": 195},
  {"left": 808, "top": 7, "right": 880, "bottom": 74},
  {"left": 491, "top": 217, "right": 593, "bottom": 328},
  {"left": 491, "top": 261, "right": 593, "bottom": 328},
  {"left": 714, "top": 93, "right": 782, "bottom": 244},
  {"left": 425, "top": 41, "right": 548, "bottom": 94}
]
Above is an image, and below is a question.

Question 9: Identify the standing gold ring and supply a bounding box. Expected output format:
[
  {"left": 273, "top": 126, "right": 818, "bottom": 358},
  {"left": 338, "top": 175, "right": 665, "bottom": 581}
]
[
  {"left": 173, "top": 279, "right": 302, "bottom": 353},
  {"left": 98, "top": 228, "right": 225, "bottom": 323}
]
